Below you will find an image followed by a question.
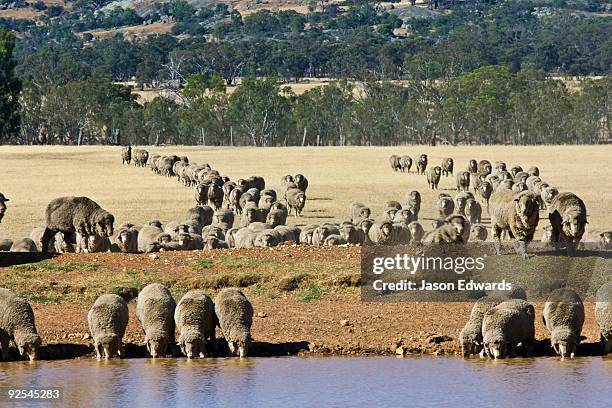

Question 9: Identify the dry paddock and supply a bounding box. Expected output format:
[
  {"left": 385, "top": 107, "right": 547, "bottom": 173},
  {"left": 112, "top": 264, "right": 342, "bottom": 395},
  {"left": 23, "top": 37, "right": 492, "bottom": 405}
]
[{"left": 0, "top": 145, "right": 610, "bottom": 241}]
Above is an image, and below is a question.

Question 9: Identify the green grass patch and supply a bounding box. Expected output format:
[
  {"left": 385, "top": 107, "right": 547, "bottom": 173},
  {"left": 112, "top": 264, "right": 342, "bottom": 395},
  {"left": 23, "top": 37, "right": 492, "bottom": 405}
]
[
  {"left": 191, "top": 259, "right": 214, "bottom": 269},
  {"left": 278, "top": 273, "right": 309, "bottom": 292},
  {"left": 28, "top": 294, "right": 63, "bottom": 304},
  {"left": 11, "top": 262, "right": 102, "bottom": 272},
  {"left": 298, "top": 284, "right": 323, "bottom": 302},
  {"left": 217, "top": 256, "right": 278, "bottom": 268}
]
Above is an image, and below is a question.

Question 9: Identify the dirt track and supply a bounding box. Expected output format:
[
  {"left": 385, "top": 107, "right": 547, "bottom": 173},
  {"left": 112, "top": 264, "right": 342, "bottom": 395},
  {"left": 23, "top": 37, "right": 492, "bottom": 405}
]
[{"left": 0, "top": 247, "right": 607, "bottom": 360}]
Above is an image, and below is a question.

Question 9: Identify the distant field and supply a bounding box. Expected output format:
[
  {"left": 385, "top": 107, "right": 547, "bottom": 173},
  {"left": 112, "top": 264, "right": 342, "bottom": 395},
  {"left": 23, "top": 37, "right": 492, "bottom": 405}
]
[{"left": 0, "top": 145, "right": 610, "bottom": 241}]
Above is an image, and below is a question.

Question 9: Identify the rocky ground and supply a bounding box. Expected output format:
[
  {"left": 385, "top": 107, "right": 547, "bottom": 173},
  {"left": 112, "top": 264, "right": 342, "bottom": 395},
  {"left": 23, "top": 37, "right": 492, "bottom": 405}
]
[{"left": 0, "top": 247, "right": 608, "bottom": 360}]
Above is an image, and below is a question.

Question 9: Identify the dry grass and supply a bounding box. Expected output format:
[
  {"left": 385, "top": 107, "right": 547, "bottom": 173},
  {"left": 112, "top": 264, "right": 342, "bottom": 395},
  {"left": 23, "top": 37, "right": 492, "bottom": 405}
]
[{"left": 0, "top": 145, "right": 610, "bottom": 241}]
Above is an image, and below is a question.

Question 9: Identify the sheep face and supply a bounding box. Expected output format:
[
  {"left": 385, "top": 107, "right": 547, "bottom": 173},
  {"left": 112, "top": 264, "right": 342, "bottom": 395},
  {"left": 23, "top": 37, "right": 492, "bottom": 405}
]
[
  {"left": 177, "top": 233, "right": 191, "bottom": 249},
  {"left": 259, "top": 234, "right": 277, "bottom": 247},
  {"left": 16, "top": 333, "right": 41, "bottom": 361},
  {"left": 95, "top": 334, "right": 120, "bottom": 360},
  {"left": 96, "top": 214, "right": 115, "bottom": 237},
  {"left": 146, "top": 334, "right": 169, "bottom": 358},
  {"left": 600, "top": 232, "right": 612, "bottom": 249},
  {"left": 460, "top": 335, "right": 481, "bottom": 357},
  {"left": 178, "top": 333, "right": 205, "bottom": 359},
  {"left": 551, "top": 328, "right": 579, "bottom": 358},
  {"left": 514, "top": 193, "right": 539, "bottom": 222},
  {"left": 380, "top": 222, "right": 393, "bottom": 240},
  {"left": 446, "top": 216, "right": 467, "bottom": 239},
  {"left": 562, "top": 211, "right": 585, "bottom": 239},
  {"left": 484, "top": 335, "right": 507, "bottom": 359}
]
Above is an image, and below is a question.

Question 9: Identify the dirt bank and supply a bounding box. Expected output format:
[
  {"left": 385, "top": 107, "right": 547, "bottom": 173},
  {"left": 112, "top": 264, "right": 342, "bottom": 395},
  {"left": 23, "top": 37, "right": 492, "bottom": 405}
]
[{"left": 0, "top": 247, "right": 608, "bottom": 360}]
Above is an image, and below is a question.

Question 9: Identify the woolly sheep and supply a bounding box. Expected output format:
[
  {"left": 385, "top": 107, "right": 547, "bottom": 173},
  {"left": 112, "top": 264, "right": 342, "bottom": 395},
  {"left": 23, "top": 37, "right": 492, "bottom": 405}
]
[
  {"left": 138, "top": 225, "right": 164, "bottom": 253},
  {"left": 470, "top": 224, "right": 488, "bottom": 241},
  {"left": 207, "top": 184, "right": 224, "bottom": 211},
  {"left": 482, "top": 299, "right": 535, "bottom": 359},
  {"left": 426, "top": 166, "right": 442, "bottom": 190},
  {"left": 595, "top": 281, "right": 612, "bottom": 353},
  {"left": 286, "top": 188, "right": 306, "bottom": 217},
  {"left": 393, "top": 208, "right": 416, "bottom": 225},
  {"left": 0, "top": 288, "right": 41, "bottom": 361},
  {"left": 255, "top": 229, "right": 282, "bottom": 247},
  {"left": 400, "top": 155, "right": 412, "bottom": 172},
  {"left": 88, "top": 294, "right": 129, "bottom": 360},
  {"left": 215, "top": 288, "right": 253, "bottom": 358},
  {"left": 416, "top": 154, "right": 428, "bottom": 175},
  {"left": 467, "top": 159, "right": 478, "bottom": 174},
  {"left": 543, "top": 288, "right": 585, "bottom": 358},
  {"left": 441, "top": 157, "right": 454, "bottom": 177},
  {"left": 407, "top": 221, "right": 425, "bottom": 243},
  {"left": 0, "top": 192, "right": 9, "bottom": 223},
  {"left": 404, "top": 191, "right": 421, "bottom": 218},
  {"left": 41, "top": 196, "right": 114, "bottom": 253},
  {"left": 312, "top": 224, "right": 341, "bottom": 246},
  {"left": 10, "top": 238, "right": 37, "bottom": 252},
  {"left": 423, "top": 215, "right": 469, "bottom": 244},
  {"left": 541, "top": 186, "right": 559, "bottom": 210},
  {"left": 194, "top": 183, "right": 208, "bottom": 206},
  {"left": 367, "top": 220, "right": 394, "bottom": 245},
  {"left": 456, "top": 171, "right": 470, "bottom": 192},
  {"left": 299, "top": 224, "right": 319, "bottom": 245},
  {"left": 274, "top": 225, "right": 301, "bottom": 243},
  {"left": 294, "top": 174, "right": 308, "bottom": 192},
  {"left": 348, "top": 202, "right": 371, "bottom": 223},
  {"left": 478, "top": 160, "right": 492, "bottom": 175},
  {"left": 548, "top": 192, "right": 587, "bottom": 251},
  {"left": 185, "top": 206, "right": 214, "bottom": 228},
  {"left": 464, "top": 198, "right": 482, "bottom": 224},
  {"left": 111, "top": 224, "right": 139, "bottom": 253},
  {"left": 454, "top": 191, "right": 474, "bottom": 216},
  {"left": 437, "top": 196, "right": 455, "bottom": 218},
  {"left": 339, "top": 223, "right": 365, "bottom": 245},
  {"left": 136, "top": 283, "right": 176, "bottom": 358},
  {"left": 174, "top": 290, "right": 216, "bottom": 359},
  {"left": 177, "top": 232, "right": 204, "bottom": 250},
  {"left": 527, "top": 166, "right": 539, "bottom": 177},
  {"left": 235, "top": 228, "right": 258, "bottom": 248},
  {"left": 76, "top": 233, "right": 111, "bottom": 253},
  {"left": 489, "top": 190, "right": 540, "bottom": 258},
  {"left": 389, "top": 155, "right": 401, "bottom": 171}
]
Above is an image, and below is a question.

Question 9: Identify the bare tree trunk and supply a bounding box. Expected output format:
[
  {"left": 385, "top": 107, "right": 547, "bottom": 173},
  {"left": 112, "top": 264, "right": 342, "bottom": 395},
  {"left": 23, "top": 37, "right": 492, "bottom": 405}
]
[{"left": 302, "top": 127, "right": 307, "bottom": 146}]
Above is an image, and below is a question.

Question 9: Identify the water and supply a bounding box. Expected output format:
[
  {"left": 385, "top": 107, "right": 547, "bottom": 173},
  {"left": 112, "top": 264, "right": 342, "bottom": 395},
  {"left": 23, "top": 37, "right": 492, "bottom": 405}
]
[{"left": 0, "top": 356, "right": 610, "bottom": 408}]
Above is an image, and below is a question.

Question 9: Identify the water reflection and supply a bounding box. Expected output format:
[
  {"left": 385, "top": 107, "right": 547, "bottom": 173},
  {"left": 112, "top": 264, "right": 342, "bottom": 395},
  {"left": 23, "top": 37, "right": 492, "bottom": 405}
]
[{"left": 0, "top": 356, "right": 609, "bottom": 408}]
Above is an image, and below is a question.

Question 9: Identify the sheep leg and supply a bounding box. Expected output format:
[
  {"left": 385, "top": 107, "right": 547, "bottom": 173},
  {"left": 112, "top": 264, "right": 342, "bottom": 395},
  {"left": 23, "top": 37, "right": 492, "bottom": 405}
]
[
  {"left": 492, "top": 225, "right": 503, "bottom": 255},
  {"left": 514, "top": 241, "right": 530, "bottom": 259},
  {"left": 0, "top": 330, "right": 9, "bottom": 360},
  {"left": 41, "top": 228, "right": 57, "bottom": 253}
]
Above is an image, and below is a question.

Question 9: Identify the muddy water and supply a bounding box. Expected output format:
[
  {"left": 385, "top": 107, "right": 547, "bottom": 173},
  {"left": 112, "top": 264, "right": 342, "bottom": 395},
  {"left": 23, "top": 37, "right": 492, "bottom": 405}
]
[{"left": 0, "top": 356, "right": 610, "bottom": 407}]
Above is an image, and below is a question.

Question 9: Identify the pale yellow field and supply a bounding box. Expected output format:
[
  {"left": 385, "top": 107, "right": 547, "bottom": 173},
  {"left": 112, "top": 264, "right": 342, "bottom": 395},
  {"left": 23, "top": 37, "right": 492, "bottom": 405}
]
[{"left": 0, "top": 145, "right": 610, "bottom": 241}]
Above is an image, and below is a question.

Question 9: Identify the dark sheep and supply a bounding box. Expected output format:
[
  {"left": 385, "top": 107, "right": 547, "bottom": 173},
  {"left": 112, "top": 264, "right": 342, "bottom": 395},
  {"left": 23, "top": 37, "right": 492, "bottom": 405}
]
[
  {"left": 40, "top": 196, "right": 114, "bottom": 253},
  {"left": 0, "top": 192, "right": 9, "bottom": 223},
  {"left": 121, "top": 145, "right": 131, "bottom": 165},
  {"left": 478, "top": 160, "right": 492, "bottom": 176},
  {"left": 441, "top": 157, "right": 454, "bottom": 176},
  {"left": 404, "top": 191, "right": 421, "bottom": 218},
  {"left": 467, "top": 159, "right": 478, "bottom": 174},
  {"left": 427, "top": 166, "right": 442, "bottom": 190},
  {"left": 294, "top": 174, "right": 308, "bottom": 192},
  {"left": 416, "top": 154, "right": 428, "bottom": 175},
  {"left": 456, "top": 171, "right": 470, "bottom": 192}
]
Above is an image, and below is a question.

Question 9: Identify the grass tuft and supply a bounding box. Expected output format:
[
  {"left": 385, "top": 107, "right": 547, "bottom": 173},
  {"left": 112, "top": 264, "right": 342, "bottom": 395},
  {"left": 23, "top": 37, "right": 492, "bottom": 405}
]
[{"left": 298, "top": 284, "right": 323, "bottom": 302}]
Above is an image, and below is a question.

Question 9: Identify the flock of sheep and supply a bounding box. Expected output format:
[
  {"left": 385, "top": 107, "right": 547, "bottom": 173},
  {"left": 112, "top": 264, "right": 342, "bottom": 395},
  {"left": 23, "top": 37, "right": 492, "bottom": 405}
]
[
  {"left": 0, "top": 284, "right": 253, "bottom": 361},
  {"left": 459, "top": 282, "right": 611, "bottom": 359}
]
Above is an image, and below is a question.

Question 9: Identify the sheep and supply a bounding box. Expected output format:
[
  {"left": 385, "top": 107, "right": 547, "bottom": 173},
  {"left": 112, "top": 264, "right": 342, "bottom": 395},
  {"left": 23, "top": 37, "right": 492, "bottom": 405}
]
[
  {"left": 312, "top": 224, "right": 341, "bottom": 246},
  {"left": 423, "top": 215, "right": 469, "bottom": 244},
  {"left": 174, "top": 290, "right": 216, "bottom": 359},
  {"left": 541, "top": 186, "right": 559, "bottom": 210},
  {"left": 404, "top": 191, "right": 421, "bottom": 218},
  {"left": 542, "top": 288, "right": 585, "bottom": 358},
  {"left": 348, "top": 202, "right": 371, "bottom": 223},
  {"left": 274, "top": 225, "right": 301, "bottom": 243},
  {"left": 548, "top": 192, "right": 587, "bottom": 251},
  {"left": 111, "top": 224, "right": 139, "bottom": 253},
  {"left": 255, "top": 229, "right": 282, "bottom": 247},
  {"left": 389, "top": 155, "right": 401, "bottom": 171},
  {"left": 177, "top": 232, "right": 204, "bottom": 250},
  {"left": 185, "top": 205, "right": 214, "bottom": 228},
  {"left": 585, "top": 229, "right": 612, "bottom": 250},
  {"left": 393, "top": 208, "right": 416, "bottom": 225},
  {"left": 234, "top": 228, "right": 258, "bottom": 248},
  {"left": 121, "top": 145, "right": 131, "bottom": 165},
  {"left": 437, "top": 196, "right": 455, "bottom": 218},
  {"left": 525, "top": 176, "right": 541, "bottom": 192},
  {"left": 464, "top": 198, "right": 482, "bottom": 224},
  {"left": 215, "top": 288, "right": 253, "bottom": 358},
  {"left": 240, "top": 202, "right": 267, "bottom": 227},
  {"left": 294, "top": 174, "right": 308, "bottom": 192},
  {"left": 207, "top": 184, "right": 224, "bottom": 211},
  {"left": 246, "top": 176, "right": 265, "bottom": 191},
  {"left": 87, "top": 294, "right": 129, "bottom": 360},
  {"left": 0, "top": 239, "right": 12, "bottom": 251},
  {"left": 400, "top": 155, "right": 412, "bottom": 172},
  {"left": 194, "top": 183, "right": 208, "bottom": 206},
  {"left": 266, "top": 207, "right": 288, "bottom": 227},
  {"left": 0, "top": 192, "right": 8, "bottom": 223},
  {"left": 133, "top": 149, "right": 149, "bottom": 167},
  {"left": 456, "top": 171, "right": 470, "bottom": 192},
  {"left": 477, "top": 181, "right": 493, "bottom": 209},
  {"left": 286, "top": 188, "right": 306, "bottom": 217},
  {"left": 40, "top": 196, "right": 114, "bottom": 253},
  {"left": 440, "top": 157, "right": 454, "bottom": 177},
  {"left": 299, "top": 224, "right": 320, "bottom": 245},
  {"left": 323, "top": 235, "right": 347, "bottom": 246},
  {"left": 477, "top": 160, "right": 492, "bottom": 175},
  {"left": 459, "top": 291, "right": 527, "bottom": 357},
  {"left": 239, "top": 190, "right": 258, "bottom": 211},
  {"left": 339, "top": 223, "right": 365, "bottom": 245},
  {"left": 0, "top": 288, "right": 41, "bottom": 361},
  {"left": 76, "top": 233, "right": 111, "bottom": 253},
  {"left": 214, "top": 208, "right": 235, "bottom": 227},
  {"left": 426, "top": 166, "right": 442, "bottom": 190},
  {"left": 10, "top": 238, "right": 37, "bottom": 252},
  {"left": 136, "top": 283, "right": 176, "bottom": 358},
  {"left": 481, "top": 299, "right": 535, "bottom": 359},
  {"left": 470, "top": 224, "right": 488, "bottom": 241},
  {"left": 512, "top": 181, "right": 527, "bottom": 193},
  {"left": 509, "top": 165, "right": 523, "bottom": 177},
  {"left": 391, "top": 223, "right": 412, "bottom": 244},
  {"left": 408, "top": 221, "right": 425, "bottom": 243},
  {"left": 280, "top": 175, "right": 294, "bottom": 185},
  {"left": 382, "top": 206, "right": 400, "bottom": 222},
  {"left": 138, "top": 225, "right": 164, "bottom": 253},
  {"left": 527, "top": 166, "right": 539, "bottom": 177},
  {"left": 496, "top": 180, "right": 514, "bottom": 191},
  {"left": 416, "top": 154, "right": 428, "bottom": 175},
  {"left": 467, "top": 159, "right": 478, "bottom": 174},
  {"left": 258, "top": 194, "right": 276, "bottom": 212},
  {"left": 489, "top": 190, "right": 540, "bottom": 258},
  {"left": 493, "top": 161, "right": 507, "bottom": 174},
  {"left": 595, "top": 281, "right": 612, "bottom": 353},
  {"left": 367, "top": 220, "right": 394, "bottom": 245},
  {"left": 228, "top": 188, "right": 244, "bottom": 214},
  {"left": 454, "top": 191, "right": 474, "bottom": 215},
  {"left": 513, "top": 171, "right": 529, "bottom": 184}
]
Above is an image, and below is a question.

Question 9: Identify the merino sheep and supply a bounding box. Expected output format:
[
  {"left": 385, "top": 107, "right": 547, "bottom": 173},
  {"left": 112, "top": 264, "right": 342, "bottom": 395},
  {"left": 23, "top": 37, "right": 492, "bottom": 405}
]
[
  {"left": 312, "top": 224, "right": 341, "bottom": 246},
  {"left": 286, "top": 188, "right": 306, "bottom": 217},
  {"left": 527, "top": 166, "right": 539, "bottom": 177},
  {"left": 294, "top": 174, "right": 309, "bottom": 192},
  {"left": 441, "top": 158, "right": 454, "bottom": 177},
  {"left": 423, "top": 215, "right": 469, "bottom": 244},
  {"left": 393, "top": 208, "right": 416, "bottom": 225},
  {"left": 177, "top": 233, "right": 204, "bottom": 250},
  {"left": 367, "top": 220, "right": 394, "bottom": 245},
  {"left": 389, "top": 155, "right": 401, "bottom": 171},
  {"left": 426, "top": 166, "right": 442, "bottom": 190},
  {"left": 88, "top": 294, "right": 129, "bottom": 360},
  {"left": 0, "top": 192, "right": 9, "bottom": 223},
  {"left": 323, "top": 234, "right": 347, "bottom": 246},
  {"left": 595, "top": 281, "right": 612, "bottom": 353},
  {"left": 467, "top": 159, "right": 478, "bottom": 174},
  {"left": 215, "top": 288, "right": 253, "bottom": 358},
  {"left": 438, "top": 196, "right": 455, "bottom": 218},
  {"left": 478, "top": 160, "right": 492, "bottom": 176},
  {"left": 470, "top": 224, "right": 488, "bottom": 241},
  {"left": 416, "top": 154, "right": 428, "bottom": 175},
  {"left": 338, "top": 223, "right": 365, "bottom": 245},
  {"left": 408, "top": 221, "right": 425, "bottom": 243},
  {"left": 543, "top": 288, "right": 585, "bottom": 358},
  {"left": 482, "top": 299, "right": 535, "bottom": 359},
  {"left": 111, "top": 224, "right": 139, "bottom": 253},
  {"left": 0, "top": 288, "right": 41, "bottom": 360},
  {"left": 136, "top": 283, "right": 176, "bottom": 358},
  {"left": 400, "top": 156, "right": 412, "bottom": 172},
  {"left": 194, "top": 183, "right": 208, "bottom": 206},
  {"left": 76, "top": 233, "right": 111, "bottom": 253},
  {"left": 274, "top": 225, "right": 301, "bottom": 243},
  {"left": 174, "top": 290, "right": 216, "bottom": 359},
  {"left": 138, "top": 225, "right": 164, "bottom": 253},
  {"left": 207, "top": 184, "right": 224, "bottom": 211},
  {"left": 121, "top": 145, "right": 131, "bottom": 165},
  {"left": 541, "top": 186, "right": 559, "bottom": 210},
  {"left": 10, "top": 238, "right": 38, "bottom": 252},
  {"left": 459, "top": 291, "right": 527, "bottom": 357},
  {"left": 185, "top": 205, "right": 214, "bottom": 228},
  {"left": 454, "top": 191, "right": 474, "bottom": 215},
  {"left": 348, "top": 202, "right": 371, "bottom": 224},
  {"left": 456, "top": 171, "right": 470, "bottom": 192},
  {"left": 234, "top": 228, "right": 258, "bottom": 248},
  {"left": 509, "top": 165, "right": 523, "bottom": 177},
  {"left": 478, "top": 181, "right": 493, "bottom": 210},
  {"left": 489, "top": 190, "right": 540, "bottom": 258},
  {"left": 548, "top": 192, "right": 587, "bottom": 251},
  {"left": 404, "top": 191, "right": 421, "bottom": 218},
  {"left": 464, "top": 198, "right": 482, "bottom": 224},
  {"left": 40, "top": 196, "right": 114, "bottom": 253},
  {"left": 299, "top": 224, "right": 319, "bottom": 245}
]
